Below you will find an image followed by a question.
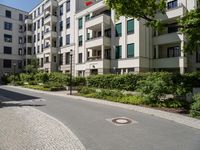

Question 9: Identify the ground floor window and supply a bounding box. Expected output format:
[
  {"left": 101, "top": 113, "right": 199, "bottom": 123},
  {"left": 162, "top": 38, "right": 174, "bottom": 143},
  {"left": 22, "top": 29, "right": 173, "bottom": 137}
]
[
  {"left": 167, "top": 46, "right": 180, "bottom": 57},
  {"left": 196, "top": 50, "right": 200, "bottom": 63},
  {"left": 3, "top": 59, "right": 12, "bottom": 68}
]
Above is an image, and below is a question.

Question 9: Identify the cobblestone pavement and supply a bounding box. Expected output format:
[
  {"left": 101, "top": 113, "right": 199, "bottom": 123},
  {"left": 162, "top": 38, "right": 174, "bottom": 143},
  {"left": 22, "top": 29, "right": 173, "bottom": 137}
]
[{"left": 0, "top": 104, "right": 86, "bottom": 150}]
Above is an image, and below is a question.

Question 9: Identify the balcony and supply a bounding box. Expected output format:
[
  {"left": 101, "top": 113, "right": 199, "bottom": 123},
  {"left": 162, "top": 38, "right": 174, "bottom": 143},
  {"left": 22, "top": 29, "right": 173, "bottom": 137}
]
[
  {"left": 44, "top": 14, "right": 57, "bottom": 25},
  {"left": 25, "top": 18, "right": 32, "bottom": 24},
  {"left": 25, "top": 30, "right": 33, "bottom": 36},
  {"left": 44, "top": 0, "right": 57, "bottom": 10},
  {"left": 85, "top": 59, "right": 111, "bottom": 70},
  {"left": 85, "top": 36, "right": 111, "bottom": 49},
  {"left": 156, "top": 3, "right": 186, "bottom": 20},
  {"left": 43, "top": 45, "right": 57, "bottom": 54},
  {"left": 85, "top": 14, "right": 111, "bottom": 29},
  {"left": 44, "top": 30, "right": 57, "bottom": 39},
  {"left": 153, "top": 32, "right": 183, "bottom": 45},
  {"left": 153, "top": 57, "right": 187, "bottom": 68}
]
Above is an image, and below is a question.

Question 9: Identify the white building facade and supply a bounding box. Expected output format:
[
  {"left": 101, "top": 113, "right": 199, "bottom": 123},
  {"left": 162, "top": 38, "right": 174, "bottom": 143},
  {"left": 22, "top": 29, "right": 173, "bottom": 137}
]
[{"left": 0, "top": 0, "right": 199, "bottom": 78}]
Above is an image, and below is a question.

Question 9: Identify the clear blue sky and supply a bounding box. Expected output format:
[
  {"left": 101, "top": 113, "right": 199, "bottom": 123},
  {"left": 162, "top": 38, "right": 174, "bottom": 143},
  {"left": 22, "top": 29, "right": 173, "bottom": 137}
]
[{"left": 0, "top": 0, "right": 42, "bottom": 12}]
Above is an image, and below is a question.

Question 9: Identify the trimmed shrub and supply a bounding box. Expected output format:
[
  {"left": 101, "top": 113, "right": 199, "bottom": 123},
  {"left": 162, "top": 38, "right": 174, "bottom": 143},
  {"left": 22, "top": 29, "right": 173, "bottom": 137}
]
[
  {"left": 190, "top": 94, "right": 200, "bottom": 119},
  {"left": 87, "top": 74, "right": 141, "bottom": 91}
]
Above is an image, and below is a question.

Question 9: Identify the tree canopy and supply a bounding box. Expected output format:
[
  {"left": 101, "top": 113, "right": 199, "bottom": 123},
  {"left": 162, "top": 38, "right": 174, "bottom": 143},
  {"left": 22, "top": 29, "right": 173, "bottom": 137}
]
[{"left": 104, "top": 0, "right": 200, "bottom": 52}]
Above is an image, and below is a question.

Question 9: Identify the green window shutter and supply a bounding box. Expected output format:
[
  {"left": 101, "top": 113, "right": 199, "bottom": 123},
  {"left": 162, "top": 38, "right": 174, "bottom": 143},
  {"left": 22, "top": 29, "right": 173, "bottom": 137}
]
[
  {"left": 127, "top": 19, "right": 134, "bottom": 34},
  {"left": 127, "top": 43, "right": 134, "bottom": 58},
  {"left": 86, "top": 14, "right": 90, "bottom": 21},
  {"left": 116, "top": 46, "right": 122, "bottom": 59},
  {"left": 79, "top": 18, "right": 83, "bottom": 29},
  {"left": 115, "top": 23, "right": 122, "bottom": 37}
]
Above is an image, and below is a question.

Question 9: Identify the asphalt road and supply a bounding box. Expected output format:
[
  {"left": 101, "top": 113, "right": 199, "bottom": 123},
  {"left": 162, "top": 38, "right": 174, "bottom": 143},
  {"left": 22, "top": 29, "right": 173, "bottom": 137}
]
[{"left": 0, "top": 86, "right": 200, "bottom": 150}]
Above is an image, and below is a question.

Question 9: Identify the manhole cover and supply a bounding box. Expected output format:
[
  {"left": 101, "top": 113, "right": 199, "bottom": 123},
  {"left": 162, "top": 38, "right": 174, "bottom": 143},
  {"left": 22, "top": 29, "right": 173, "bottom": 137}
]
[
  {"left": 106, "top": 117, "right": 137, "bottom": 126},
  {"left": 112, "top": 118, "right": 132, "bottom": 124}
]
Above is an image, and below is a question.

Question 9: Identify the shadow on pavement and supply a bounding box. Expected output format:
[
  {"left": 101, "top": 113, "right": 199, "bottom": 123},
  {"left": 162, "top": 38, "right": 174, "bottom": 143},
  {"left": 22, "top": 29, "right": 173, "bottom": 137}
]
[
  {"left": 0, "top": 88, "right": 40, "bottom": 102},
  {"left": 0, "top": 88, "right": 45, "bottom": 108}
]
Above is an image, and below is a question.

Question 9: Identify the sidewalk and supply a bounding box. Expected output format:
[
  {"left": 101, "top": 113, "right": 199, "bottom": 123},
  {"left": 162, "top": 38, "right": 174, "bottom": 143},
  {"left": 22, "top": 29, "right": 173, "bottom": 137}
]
[
  {"left": 5, "top": 85, "right": 200, "bottom": 130},
  {"left": 0, "top": 102, "right": 86, "bottom": 150}
]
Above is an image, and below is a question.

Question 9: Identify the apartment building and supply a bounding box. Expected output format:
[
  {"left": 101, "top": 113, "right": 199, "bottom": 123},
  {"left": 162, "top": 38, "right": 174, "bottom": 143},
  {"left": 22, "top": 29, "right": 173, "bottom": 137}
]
[
  {"left": 0, "top": 0, "right": 199, "bottom": 78},
  {"left": 75, "top": 0, "right": 200, "bottom": 76},
  {"left": 0, "top": 4, "right": 28, "bottom": 77}
]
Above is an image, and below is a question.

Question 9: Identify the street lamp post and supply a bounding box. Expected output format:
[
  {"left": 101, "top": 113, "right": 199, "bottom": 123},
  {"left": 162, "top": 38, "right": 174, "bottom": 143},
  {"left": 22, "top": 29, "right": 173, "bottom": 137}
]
[
  {"left": 13, "top": 63, "right": 16, "bottom": 85},
  {"left": 69, "top": 49, "right": 73, "bottom": 95}
]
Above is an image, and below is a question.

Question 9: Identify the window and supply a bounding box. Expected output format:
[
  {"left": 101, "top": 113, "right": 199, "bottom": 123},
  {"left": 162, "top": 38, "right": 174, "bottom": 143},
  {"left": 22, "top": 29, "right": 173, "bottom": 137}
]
[
  {"left": 59, "top": 54, "right": 63, "bottom": 65},
  {"left": 4, "top": 46, "right": 12, "bottom": 54},
  {"left": 18, "top": 60, "right": 23, "bottom": 69},
  {"left": 45, "top": 57, "right": 49, "bottom": 63},
  {"left": 41, "top": 44, "right": 44, "bottom": 52},
  {"left": 34, "top": 22, "right": 36, "bottom": 31},
  {"left": 65, "top": 52, "right": 70, "bottom": 64},
  {"left": 28, "top": 47, "right": 32, "bottom": 55},
  {"left": 42, "top": 17, "right": 44, "bottom": 26},
  {"left": 19, "top": 25, "right": 23, "bottom": 33},
  {"left": 42, "top": 31, "right": 44, "bottom": 39},
  {"left": 37, "top": 20, "right": 40, "bottom": 29},
  {"left": 167, "top": 46, "right": 180, "bottom": 57},
  {"left": 5, "top": 10, "right": 11, "bottom": 18},
  {"left": 38, "top": 7, "right": 40, "bottom": 16},
  {"left": 3, "top": 59, "right": 12, "bottom": 68},
  {"left": 37, "top": 46, "right": 40, "bottom": 53},
  {"left": 115, "top": 46, "right": 122, "bottom": 59},
  {"left": 24, "top": 48, "right": 26, "bottom": 55},
  {"left": 4, "top": 34, "right": 12, "bottom": 43},
  {"left": 60, "top": 37, "right": 63, "bottom": 47},
  {"left": 41, "top": 58, "right": 44, "bottom": 67},
  {"left": 34, "top": 11, "right": 36, "bottom": 18},
  {"left": 54, "top": 56, "right": 57, "bottom": 62},
  {"left": 127, "top": 43, "right": 135, "bottom": 58},
  {"left": 127, "top": 19, "right": 134, "bottom": 34},
  {"left": 60, "top": 21, "right": 63, "bottom": 31},
  {"left": 85, "top": 14, "right": 90, "bottom": 21},
  {"left": 79, "top": 35, "right": 83, "bottom": 46},
  {"left": 66, "top": 34, "right": 70, "bottom": 45},
  {"left": 60, "top": 5, "right": 63, "bottom": 16},
  {"left": 78, "top": 53, "right": 83, "bottom": 63},
  {"left": 18, "top": 48, "right": 22, "bottom": 55},
  {"left": 4, "top": 22, "right": 12, "bottom": 31},
  {"left": 18, "top": 37, "right": 23, "bottom": 44},
  {"left": 66, "top": 17, "right": 70, "bottom": 29},
  {"left": 196, "top": 49, "right": 200, "bottom": 63},
  {"left": 168, "top": 23, "right": 179, "bottom": 33},
  {"left": 78, "top": 18, "right": 83, "bottom": 29},
  {"left": 167, "top": 0, "right": 178, "bottom": 9},
  {"left": 66, "top": 0, "right": 70, "bottom": 12},
  {"left": 115, "top": 23, "right": 122, "bottom": 37},
  {"left": 19, "top": 14, "right": 23, "bottom": 21},
  {"left": 37, "top": 33, "right": 40, "bottom": 41},
  {"left": 34, "top": 34, "right": 36, "bottom": 42}
]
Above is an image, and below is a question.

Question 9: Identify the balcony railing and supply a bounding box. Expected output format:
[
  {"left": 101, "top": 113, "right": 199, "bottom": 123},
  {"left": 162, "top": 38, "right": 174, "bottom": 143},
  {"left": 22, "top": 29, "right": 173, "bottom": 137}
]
[
  {"left": 85, "top": 12, "right": 111, "bottom": 22},
  {"left": 87, "top": 56, "right": 101, "bottom": 61}
]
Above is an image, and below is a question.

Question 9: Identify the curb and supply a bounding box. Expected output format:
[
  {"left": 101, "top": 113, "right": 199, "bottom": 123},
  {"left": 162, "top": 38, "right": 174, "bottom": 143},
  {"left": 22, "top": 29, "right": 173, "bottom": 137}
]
[{"left": 5, "top": 85, "right": 200, "bottom": 130}]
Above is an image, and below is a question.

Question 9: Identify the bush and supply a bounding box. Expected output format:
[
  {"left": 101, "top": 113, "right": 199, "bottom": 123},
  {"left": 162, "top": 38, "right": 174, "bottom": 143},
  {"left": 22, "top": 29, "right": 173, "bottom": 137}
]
[
  {"left": 43, "top": 82, "right": 65, "bottom": 91},
  {"left": 190, "top": 94, "right": 200, "bottom": 119},
  {"left": 137, "top": 72, "right": 174, "bottom": 104},
  {"left": 78, "top": 86, "right": 96, "bottom": 94},
  {"left": 120, "top": 95, "right": 145, "bottom": 105},
  {"left": 34, "top": 72, "right": 49, "bottom": 83},
  {"left": 87, "top": 74, "right": 141, "bottom": 91}
]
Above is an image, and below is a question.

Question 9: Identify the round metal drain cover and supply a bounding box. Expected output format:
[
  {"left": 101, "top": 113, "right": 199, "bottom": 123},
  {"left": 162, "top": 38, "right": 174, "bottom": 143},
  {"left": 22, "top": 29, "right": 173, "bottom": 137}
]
[{"left": 112, "top": 118, "right": 132, "bottom": 125}]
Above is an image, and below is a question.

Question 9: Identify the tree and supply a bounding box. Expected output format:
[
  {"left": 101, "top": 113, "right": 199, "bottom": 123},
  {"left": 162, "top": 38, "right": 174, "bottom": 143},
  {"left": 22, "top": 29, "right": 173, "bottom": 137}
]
[{"left": 104, "top": 0, "right": 200, "bottom": 52}]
